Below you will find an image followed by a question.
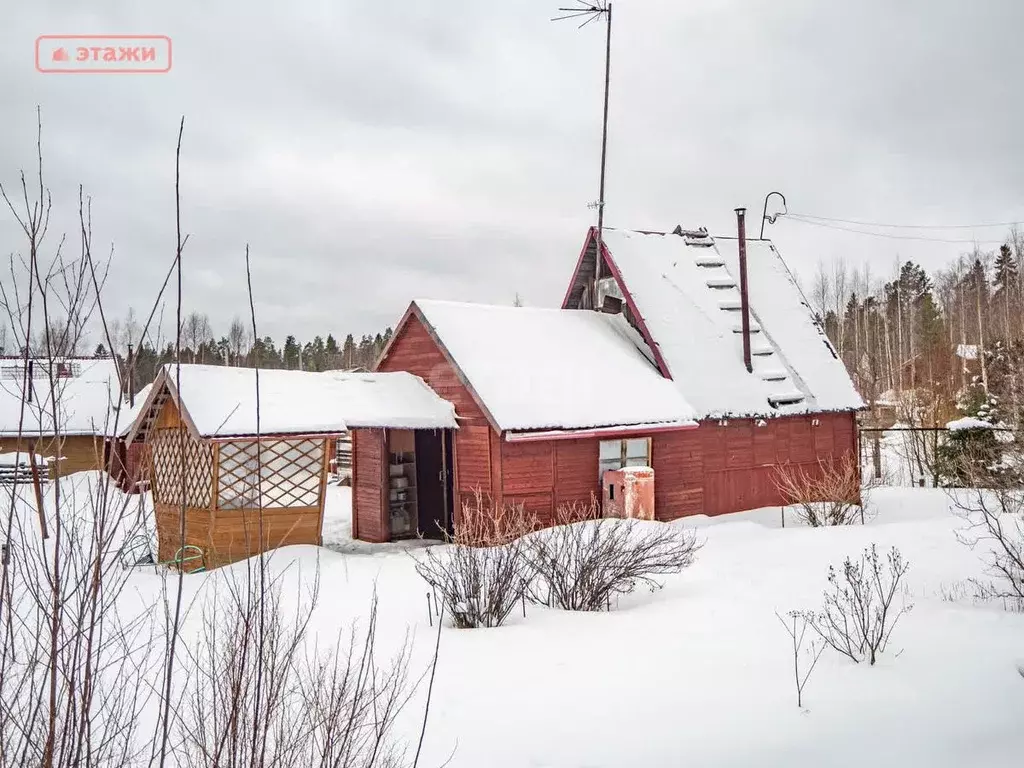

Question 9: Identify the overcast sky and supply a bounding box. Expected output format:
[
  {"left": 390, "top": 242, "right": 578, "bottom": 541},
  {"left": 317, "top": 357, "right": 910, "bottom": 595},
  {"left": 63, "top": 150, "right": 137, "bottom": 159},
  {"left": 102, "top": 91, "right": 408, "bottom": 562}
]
[{"left": 2, "top": 0, "right": 1023, "bottom": 348}]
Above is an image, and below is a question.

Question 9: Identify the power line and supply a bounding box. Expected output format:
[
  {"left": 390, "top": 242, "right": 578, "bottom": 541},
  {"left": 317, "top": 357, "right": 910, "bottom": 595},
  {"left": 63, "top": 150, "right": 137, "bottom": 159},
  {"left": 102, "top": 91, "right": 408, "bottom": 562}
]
[
  {"left": 788, "top": 211, "right": 1024, "bottom": 230},
  {"left": 784, "top": 215, "right": 1008, "bottom": 245}
]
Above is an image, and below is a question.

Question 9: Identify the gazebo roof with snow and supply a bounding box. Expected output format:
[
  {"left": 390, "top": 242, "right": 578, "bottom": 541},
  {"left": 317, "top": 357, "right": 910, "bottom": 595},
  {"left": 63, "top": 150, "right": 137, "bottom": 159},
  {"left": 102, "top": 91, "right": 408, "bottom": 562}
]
[{"left": 126, "top": 364, "right": 457, "bottom": 444}]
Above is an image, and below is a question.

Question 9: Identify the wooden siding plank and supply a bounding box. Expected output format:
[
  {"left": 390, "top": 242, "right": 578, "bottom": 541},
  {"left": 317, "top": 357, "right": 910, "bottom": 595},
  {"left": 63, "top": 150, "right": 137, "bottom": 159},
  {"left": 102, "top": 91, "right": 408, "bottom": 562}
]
[
  {"left": 753, "top": 424, "right": 775, "bottom": 466},
  {"left": 652, "top": 430, "right": 703, "bottom": 521},
  {"left": 725, "top": 423, "right": 754, "bottom": 469},
  {"left": 502, "top": 441, "right": 554, "bottom": 494},
  {"left": 455, "top": 425, "right": 492, "bottom": 511},
  {"left": 553, "top": 439, "right": 600, "bottom": 509}
]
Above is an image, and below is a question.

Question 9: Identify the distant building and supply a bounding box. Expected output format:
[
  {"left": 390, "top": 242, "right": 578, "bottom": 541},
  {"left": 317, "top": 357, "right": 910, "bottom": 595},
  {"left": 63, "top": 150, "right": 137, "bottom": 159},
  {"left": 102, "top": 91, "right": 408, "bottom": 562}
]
[{"left": 0, "top": 356, "right": 134, "bottom": 476}]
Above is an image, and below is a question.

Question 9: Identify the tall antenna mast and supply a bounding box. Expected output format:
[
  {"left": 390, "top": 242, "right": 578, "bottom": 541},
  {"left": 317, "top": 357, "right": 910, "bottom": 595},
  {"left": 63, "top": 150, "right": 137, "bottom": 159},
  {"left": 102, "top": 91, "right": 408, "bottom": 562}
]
[{"left": 554, "top": 2, "right": 613, "bottom": 263}]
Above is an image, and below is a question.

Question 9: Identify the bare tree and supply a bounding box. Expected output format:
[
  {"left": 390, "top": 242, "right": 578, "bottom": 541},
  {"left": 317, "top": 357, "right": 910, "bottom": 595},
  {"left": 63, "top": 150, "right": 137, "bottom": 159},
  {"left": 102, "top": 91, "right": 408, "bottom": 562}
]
[
  {"left": 228, "top": 316, "right": 250, "bottom": 366},
  {"left": 811, "top": 261, "right": 831, "bottom": 320},
  {"left": 0, "top": 110, "right": 162, "bottom": 768},
  {"left": 179, "top": 311, "right": 213, "bottom": 364},
  {"left": 0, "top": 111, "right": 445, "bottom": 768}
]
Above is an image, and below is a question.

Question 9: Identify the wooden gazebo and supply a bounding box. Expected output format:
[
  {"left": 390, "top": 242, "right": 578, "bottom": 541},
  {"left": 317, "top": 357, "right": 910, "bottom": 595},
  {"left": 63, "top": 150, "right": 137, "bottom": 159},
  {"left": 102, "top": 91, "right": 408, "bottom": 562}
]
[{"left": 126, "top": 365, "right": 456, "bottom": 569}]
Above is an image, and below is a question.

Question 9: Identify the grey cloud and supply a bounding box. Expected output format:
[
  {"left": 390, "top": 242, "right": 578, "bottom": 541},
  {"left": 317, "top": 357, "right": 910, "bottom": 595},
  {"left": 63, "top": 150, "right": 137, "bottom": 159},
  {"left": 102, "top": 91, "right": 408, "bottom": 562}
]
[{"left": 2, "top": 0, "right": 1022, "bottom": 348}]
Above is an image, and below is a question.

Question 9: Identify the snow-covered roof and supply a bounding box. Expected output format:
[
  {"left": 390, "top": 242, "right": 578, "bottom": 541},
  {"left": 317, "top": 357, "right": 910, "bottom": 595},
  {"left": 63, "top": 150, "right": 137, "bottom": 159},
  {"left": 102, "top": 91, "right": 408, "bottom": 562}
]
[
  {"left": 955, "top": 344, "right": 979, "bottom": 361},
  {"left": 128, "top": 365, "right": 457, "bottom": 441},
  {"left": 594, "top": 229, "right": 864, "bottom": 419},
  {"left": 109, "top": 383, "right": 153, "bottom": 438},
  {"left": 0, "top": 357, "right": 126, "bottom": 437},
  {"left": 411, "top": 300, "right": 697, "bottom": 432},
  {"left": 0, "top": 451, "right": 50, "bottom": 467}
]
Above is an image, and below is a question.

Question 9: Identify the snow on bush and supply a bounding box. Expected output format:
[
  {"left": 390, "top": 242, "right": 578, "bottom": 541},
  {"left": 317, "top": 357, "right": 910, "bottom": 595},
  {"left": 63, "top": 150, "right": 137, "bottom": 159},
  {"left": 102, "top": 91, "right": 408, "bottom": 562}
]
[
  {"left": 413, "top": 492, "right": 534, "bottom": 629},
  {"left": 524, "top": 500, "right": 702, "bottom": 612}
]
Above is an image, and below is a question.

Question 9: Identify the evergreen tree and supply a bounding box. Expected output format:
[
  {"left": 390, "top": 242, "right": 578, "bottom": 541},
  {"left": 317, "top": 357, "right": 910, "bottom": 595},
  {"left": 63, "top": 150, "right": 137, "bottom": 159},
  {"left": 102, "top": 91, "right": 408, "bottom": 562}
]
[
  {"left": 323, "top": 334, "right": 340, "bottom": 370},
  {"left": 994, "top": 244, "right": 1019, "bottom": 295},
  {"left": 357, "top": 335, "right": 373, "bottom": 369},
  {"left": 993, "top": 244, "right": 1020, "bottom": 343},
  {"left": 342, "top": 333, "right": 356, "bottom": 369},
  {"left": 283, "top": 335, "right": 301, "bottom": 370},
  {"left": 936, "top": 382, "right": 1009, "bottom": 486},
  {"left": 311, "top": 335, "right": 327, "bottom": 371},
  {"left": 94, "top": 343, "right": 107, "bottom": 357}
]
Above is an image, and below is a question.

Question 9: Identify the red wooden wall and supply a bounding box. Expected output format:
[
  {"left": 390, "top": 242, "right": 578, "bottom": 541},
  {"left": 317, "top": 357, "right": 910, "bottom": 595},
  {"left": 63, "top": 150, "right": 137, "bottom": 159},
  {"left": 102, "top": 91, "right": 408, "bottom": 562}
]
[
  {"left": 495, "top": 412, "right": 857, "bottom": 526},
  {"left": 654, "top": 412, "right": 857, "bottom": 520},
  {"left": 500, "top": 439, "right": 599, "bottom": 526}
]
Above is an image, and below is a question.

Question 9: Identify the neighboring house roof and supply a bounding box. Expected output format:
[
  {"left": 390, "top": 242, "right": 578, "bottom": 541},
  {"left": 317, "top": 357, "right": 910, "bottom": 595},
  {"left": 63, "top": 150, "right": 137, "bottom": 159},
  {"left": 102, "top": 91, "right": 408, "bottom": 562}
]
[
  {"left": 406, "top": 299, "right": 697, "bottom": 433},
  {"left": 126, "top": 364, "right": 457, "bottom": 443},
  {"left": 956, "top": 344, "right": 979, "bottom": 361},
  {"left": 565, "top": 227, "right": 864, "bottom": 419},
  {"left": 0, "top": 357, "right": 126, "bottom": 437}
]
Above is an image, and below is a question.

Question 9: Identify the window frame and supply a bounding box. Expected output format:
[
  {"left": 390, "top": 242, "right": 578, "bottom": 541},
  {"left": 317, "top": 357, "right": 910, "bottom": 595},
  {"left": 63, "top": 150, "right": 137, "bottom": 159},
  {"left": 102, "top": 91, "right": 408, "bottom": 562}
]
[{"left": 598, "top": 437, "right": 652, "bottom": 479}]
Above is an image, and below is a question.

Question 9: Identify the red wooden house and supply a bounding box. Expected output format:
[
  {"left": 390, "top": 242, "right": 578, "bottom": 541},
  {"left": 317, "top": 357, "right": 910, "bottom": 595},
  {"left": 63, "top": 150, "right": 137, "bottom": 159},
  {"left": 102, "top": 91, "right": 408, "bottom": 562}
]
[{"left": 351, "top": 221, "right": 864, "bottom": 542}]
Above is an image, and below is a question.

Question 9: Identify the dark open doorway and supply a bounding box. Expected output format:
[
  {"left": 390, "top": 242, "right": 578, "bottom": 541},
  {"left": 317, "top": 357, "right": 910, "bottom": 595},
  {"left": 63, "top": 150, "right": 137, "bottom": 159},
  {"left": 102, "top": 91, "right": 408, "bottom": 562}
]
[{"left": 414, "top": 429, "right": 454, "bottom": 539}]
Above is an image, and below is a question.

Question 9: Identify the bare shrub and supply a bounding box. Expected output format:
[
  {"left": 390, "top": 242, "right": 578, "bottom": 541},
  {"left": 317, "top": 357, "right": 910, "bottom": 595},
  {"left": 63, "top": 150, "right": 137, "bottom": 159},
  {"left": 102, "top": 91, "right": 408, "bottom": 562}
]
[
  {"left": 0, "top": 475, "right": 160, "bottom": 768},
  {"left": 807, "top": 544, "right": 913, "bottom": 665},
  {"left": 950, "top": 484, "right": 1024, "bottom": 611},
  {"left": 175, "top": 567, "right": 424, "bottom": 768},
  {"left": 525, "top": 499, "right": 702, "bottom": 612},
  {"left": 776, "top": 610, "right": 825, "bottom": 708},
  {"left": 413, "top": 491, "right": 534, "bottom": 629},
  {"left": 774, "top": 455, "right": 865, "bottom": 526}
]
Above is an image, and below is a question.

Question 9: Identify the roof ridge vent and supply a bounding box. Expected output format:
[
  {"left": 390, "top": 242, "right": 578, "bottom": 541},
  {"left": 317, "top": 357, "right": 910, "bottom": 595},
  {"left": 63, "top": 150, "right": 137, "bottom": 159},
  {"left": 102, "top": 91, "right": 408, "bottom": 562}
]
[{"left": 670, "top": 225, "right": 714, "bottom": 247}]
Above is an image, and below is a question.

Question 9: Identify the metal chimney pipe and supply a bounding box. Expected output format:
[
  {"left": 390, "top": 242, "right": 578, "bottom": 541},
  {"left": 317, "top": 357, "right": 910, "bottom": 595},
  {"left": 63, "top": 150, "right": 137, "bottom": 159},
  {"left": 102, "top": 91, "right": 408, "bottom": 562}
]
[
  {"left": 127, "top": 342, "right": 135, "bottom": 407},
  {"left": 735, "top": 208, "right": 752, "bottom": 373}
]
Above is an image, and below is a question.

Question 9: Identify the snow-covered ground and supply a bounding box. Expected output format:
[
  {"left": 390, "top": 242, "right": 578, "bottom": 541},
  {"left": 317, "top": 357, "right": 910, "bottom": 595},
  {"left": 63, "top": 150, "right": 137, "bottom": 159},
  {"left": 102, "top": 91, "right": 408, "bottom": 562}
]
[
  {"left": 219, "top": 483, "right": 1024, "bottom": 765},
  {"left": 9, "top": 475, "right": 1024, "bottom": 766}
]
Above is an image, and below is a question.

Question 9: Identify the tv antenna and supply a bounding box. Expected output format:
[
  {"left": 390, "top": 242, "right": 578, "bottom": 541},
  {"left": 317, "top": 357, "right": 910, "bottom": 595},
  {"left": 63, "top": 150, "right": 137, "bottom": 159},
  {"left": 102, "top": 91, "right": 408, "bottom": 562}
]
[{"left": 553, "top": 2, "right": 613, "bottom": 249}]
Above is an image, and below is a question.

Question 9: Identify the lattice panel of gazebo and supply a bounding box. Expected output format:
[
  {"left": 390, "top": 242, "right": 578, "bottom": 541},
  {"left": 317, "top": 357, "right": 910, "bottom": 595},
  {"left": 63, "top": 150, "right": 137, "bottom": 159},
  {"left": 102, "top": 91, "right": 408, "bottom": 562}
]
[
  {"left": 150, "top": 428, "right": 213, "bottom": 507},
  {"left": 217, "top": 439, "right": 324, "bottom": 510}
]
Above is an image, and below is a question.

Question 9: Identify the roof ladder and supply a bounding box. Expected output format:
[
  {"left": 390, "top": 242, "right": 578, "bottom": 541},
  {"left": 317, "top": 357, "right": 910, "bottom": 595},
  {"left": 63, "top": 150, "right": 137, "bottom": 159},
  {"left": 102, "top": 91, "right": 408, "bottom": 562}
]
[
  {"left": 705, "top": 277, "right": 737, "bottom": 289},
  {"left": 768, "top": 392, "right": 806, "bottom": 407},
  {"left": 695, "top": 255, "right": 725, "bottom": 268}
]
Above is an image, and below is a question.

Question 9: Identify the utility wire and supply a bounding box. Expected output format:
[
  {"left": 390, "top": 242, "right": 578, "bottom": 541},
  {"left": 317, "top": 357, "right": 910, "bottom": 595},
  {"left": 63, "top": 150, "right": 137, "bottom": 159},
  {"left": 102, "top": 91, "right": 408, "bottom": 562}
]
[
  {"left": 784, "top": 215, "right": 1007, "bottom": 245},
  {"left": 787, "top": 211, "right": 1024, "bottom": 230}
]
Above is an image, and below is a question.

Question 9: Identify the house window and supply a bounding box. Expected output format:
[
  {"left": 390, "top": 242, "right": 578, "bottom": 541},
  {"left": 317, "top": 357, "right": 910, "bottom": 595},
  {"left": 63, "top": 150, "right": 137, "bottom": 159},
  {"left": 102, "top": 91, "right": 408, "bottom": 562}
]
[{"left": 599, "top": 438, "right": 651, "bottom": 478}]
